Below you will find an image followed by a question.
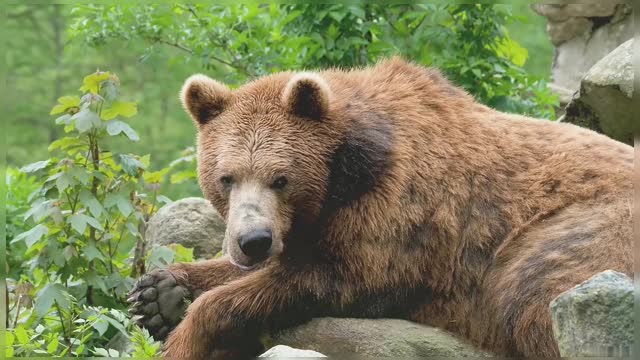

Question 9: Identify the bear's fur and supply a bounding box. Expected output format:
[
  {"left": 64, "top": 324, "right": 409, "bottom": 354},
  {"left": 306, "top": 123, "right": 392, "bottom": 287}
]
[{"left": 138, "top": 58, "right": 633, "bottom": 358}]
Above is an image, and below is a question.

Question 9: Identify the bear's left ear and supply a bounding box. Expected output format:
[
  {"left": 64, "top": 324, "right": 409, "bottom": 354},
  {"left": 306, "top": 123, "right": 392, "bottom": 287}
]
[
  {"left": 282, "top": 73, "right": 331, "bottom": 120},
  {"left": 180, "top": 74, "right": 232, "bottom": 125}
]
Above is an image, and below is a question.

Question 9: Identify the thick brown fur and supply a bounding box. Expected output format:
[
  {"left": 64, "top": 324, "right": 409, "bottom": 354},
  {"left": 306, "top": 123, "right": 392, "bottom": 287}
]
[{"left": 157, "top": 57, "right": 632, "bottom": 358}]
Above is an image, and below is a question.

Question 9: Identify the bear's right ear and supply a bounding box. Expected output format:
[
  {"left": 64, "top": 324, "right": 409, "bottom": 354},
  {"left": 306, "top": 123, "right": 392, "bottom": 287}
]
[
  {"left": 180, "top": 74, "right": 232, "bottom": 125},
  {"left": 282, "top": 73, "right": 331, "bottom": 120}
]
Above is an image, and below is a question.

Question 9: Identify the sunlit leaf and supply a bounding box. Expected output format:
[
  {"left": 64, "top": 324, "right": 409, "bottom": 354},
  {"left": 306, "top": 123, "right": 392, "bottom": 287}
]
[
  {"left": 79, "top": 71, "right": 111, "bottom": 94},
  {"left": 47, "top": 336, "right": 59, "bottom": 354},
  {"left": 48, "top": 137, "right": 84, "bottom": 152},
  {"left": 101, "top": 101, "right": 137, "bottom": 120},
  {"left": 14, "top": 326, "right": 29, "bottom": 344}
]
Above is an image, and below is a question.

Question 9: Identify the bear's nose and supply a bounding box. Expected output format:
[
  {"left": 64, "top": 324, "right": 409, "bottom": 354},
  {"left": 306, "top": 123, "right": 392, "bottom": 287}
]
[{"left": 239, "top": 229, "right": 272, "bottom": 259}]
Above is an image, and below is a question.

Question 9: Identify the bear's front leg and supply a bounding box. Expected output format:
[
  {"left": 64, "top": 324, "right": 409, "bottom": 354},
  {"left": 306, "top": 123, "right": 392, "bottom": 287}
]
[
  {"left": 128, "top": 256, "right": 248, "bottom": 340},
  {"left": 162, "top": 264, "right": 327, "bottom": 359}
]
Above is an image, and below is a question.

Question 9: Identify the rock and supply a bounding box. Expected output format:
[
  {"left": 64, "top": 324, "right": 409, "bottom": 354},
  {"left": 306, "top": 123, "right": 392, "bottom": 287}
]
[
  {"left": 532, "top": 2, "right": 618, "bottom": 22},
  {"left": 562, "top": 39, "right": 635, "bottom": 144},
  {"left": 551, "top": 8, "right": 633, "bottom": 99},
  {"left": 550, "top": 270, "right": 633, "bottom": 357},
  {"left": 268, "top": 318, "right": 490, "bottom": 357},
  {"left": 547, "top": 17, "right": 592, "bottom": 46},
  {"left": 146, "top": 197, "right": 226, "bottom": 259},
  {"left": 533, "top": 3, "right": 633, "bottom": 105},
  {"left": 260, "top": 345, "right": 326, "bottom": 358}
]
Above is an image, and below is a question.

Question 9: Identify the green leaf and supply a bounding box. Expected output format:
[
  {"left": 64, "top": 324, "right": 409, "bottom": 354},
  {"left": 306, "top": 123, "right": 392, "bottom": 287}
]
[
  {"left": 115, "top": 154, "right": 145, "bottom": 176},
  {"left": 84, "top": 243, "right": 105, "bottom": 261},
  {"left": 23, "top": 199, "right": 54, "bottom": 222},
  {"left": 170, "top": 243, "right": 194, "bottom": 263},
  {"left": 147, "top": 246, "right": 175, "bottom": 270},
  {"left": 35, "top": 284, "right": 70, "bottom": 318},
  {"left": 14, "top": 326, "right": 29, "bottom": 344},
  {"left": 101, "top": 101, "right": 137, "bottom": 120},
  {"left": 49, "top": 137, "right": 84, "bottom": 152},
  {"left": 47, "top": 336, "right": 59, "bottom": 354},
  {"left": 55, "top": 114, "right": 73, "bottom": 125},
  {"left": 10, "top": 224, "right": 49, "bottom": 248},
  {"left": 117, "top": 196, "right": 134, "bottom": 217},
  {"left": 92, "top": 318, "right": 109, "bottom": 336},
  {"left": 79, "top": 191, "right": 104, "bottom": 217},
  {"left": 5, "top": 331, "right": 15, "bottom": 357},
  {"left": 20, "top": 160, "right": 50, "bottom": 173},
  {"left": 69, "top": 214, "right": 104, "bottom": 234},
  {"left": 69, "top": 167, "right": 90, "bottom": 185},
  {"left": 495, "top": 34, "right": 528, "bottom": 67},
  {"left": 106, "top": 120, "right": 140, "bottom": 141},
  {"left": 170, "top": 169, "right": 196, "bottom": 184},
  {"left": 59, "top": 95, "right": 81, "bottom": 107},
  {"left": 69, "top": 214, "right": 88, "bottom": 234},
  {"left": 50, "top": 104, "right": 67, "bottom": 115},
  {"left": 80, "top": 71, "right": 111, "bottom": 94},
  {"left": 72, "top": 108, "right": 101, "bottom": 133},
  {"left": 92, "top": 348, "right": 110, "bottom": 357},
  {"left": 55, "top": 172, "right": 75, "bottom": 192},
  {"left": 144, "top": 168, "right": 170, "bottom": 184},
  {"left": 105, "top": 193, "right": 134, "bottom": 217}
]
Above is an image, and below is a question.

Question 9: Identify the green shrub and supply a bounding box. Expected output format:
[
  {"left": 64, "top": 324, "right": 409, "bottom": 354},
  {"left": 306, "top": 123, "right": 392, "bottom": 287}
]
[
  {"left": 5, "top": 71, "right": 182, "bottom": 357},
  {"left": 70, "top": 4, "right": 558, "bottom": 118}
]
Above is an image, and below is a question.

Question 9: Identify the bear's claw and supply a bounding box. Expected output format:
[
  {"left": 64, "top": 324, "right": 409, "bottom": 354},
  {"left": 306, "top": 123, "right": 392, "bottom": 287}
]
[{"left": 128, "top": 269, "right": 191, "bottom": 341}]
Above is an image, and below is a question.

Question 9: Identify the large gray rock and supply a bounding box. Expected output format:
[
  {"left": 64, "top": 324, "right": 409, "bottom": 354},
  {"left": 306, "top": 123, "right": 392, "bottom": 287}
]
[
  {"left": 550, "top": 270, "right": 634, "bottom": 357},
  {"left": 533, "top": 3, "right": 633, "bottom": 105},
  {"left": 268, "top": 318, "right": 490, "bottom": 357},
  {"left": 260, "top": 345, "right": 326, "bottom": 358},
  {"left": 561, "top": 39, "right": 635, "bottom": 144},
  {"left": 146, "top": 197, "right": 226, "bottom": 259}
]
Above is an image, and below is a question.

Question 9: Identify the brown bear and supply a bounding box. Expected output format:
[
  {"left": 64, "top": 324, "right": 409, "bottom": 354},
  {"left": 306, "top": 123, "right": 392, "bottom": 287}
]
[{"left": 128, "top": 57, "right": 633, "bottom": 359}]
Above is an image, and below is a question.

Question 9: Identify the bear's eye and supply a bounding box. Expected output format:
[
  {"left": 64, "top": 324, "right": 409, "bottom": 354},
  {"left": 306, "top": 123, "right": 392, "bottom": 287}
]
[
  {"left": 270, "top": 176, "right": 288, "bottom": 190},
  {"left": 219, "top": 175, "right": 234, "bottom": 186}
]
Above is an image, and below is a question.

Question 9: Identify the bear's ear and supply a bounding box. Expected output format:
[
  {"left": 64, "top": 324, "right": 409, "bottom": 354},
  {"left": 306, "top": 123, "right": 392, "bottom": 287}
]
[
  {"left": 180, "top": 74, "right": 232, "bottom": 125},
  {"left": 282, "top": 73, "right": 331, "bottom": 120}
]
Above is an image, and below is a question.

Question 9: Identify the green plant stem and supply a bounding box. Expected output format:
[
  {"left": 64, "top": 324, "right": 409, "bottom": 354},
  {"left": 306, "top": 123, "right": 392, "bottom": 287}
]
[{"left": 54, "top": 301, "right": 71, "bottom": 348}]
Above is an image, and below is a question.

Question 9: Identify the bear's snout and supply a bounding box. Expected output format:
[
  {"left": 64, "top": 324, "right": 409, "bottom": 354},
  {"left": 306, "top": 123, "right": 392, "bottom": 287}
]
[{"left": 239, "top": 229, "right": 272, "bottom": 259}]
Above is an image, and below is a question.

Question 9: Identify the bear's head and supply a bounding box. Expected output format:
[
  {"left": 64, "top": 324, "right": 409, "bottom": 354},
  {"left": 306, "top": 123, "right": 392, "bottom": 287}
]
[{"left": 180, "top": 70, "right": 392, "bottom": 269}]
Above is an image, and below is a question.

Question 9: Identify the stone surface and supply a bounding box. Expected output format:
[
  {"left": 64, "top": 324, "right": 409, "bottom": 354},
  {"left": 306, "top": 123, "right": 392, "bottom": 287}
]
[
  {"left": 547, "top": 17, "right": 592, "bottom": 46},
  {"left": 551, "top": 9, "right": 633, "bottom": 99},
  {"left": 146, "top": 197, "right": 226, "bottom": 259},
  {"left": 562, "top": 39, "right": 635, "bottom": 144},
  {"left": 550, "top": 270, "right": 634, "bottom": 357},
  {"left": 533, "top": 3, "right": 633, "bottom": 105},
  {"left": 533, "top": 2, "right": 618, "bottom": 22},
  {"left": 268, "top": 318, "right": 490, "bottom": 358},
  {"left": 260, "top": 345, "right": 327, "bottom": 358}
]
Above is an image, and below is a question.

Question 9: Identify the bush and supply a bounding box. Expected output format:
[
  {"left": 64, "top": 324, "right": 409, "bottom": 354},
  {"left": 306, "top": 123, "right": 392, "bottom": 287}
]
[
  {"left": 70, "top": 4, "right": 558, "bottom": 118},
  {"left": 4, "top": 71, "right": 191, "bottom": 357}
]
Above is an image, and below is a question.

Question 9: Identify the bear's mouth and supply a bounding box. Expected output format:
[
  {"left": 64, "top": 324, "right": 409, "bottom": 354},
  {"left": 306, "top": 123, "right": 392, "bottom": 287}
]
[{"left": 229, "top": 256, "right": 260, "bottom": 271}]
